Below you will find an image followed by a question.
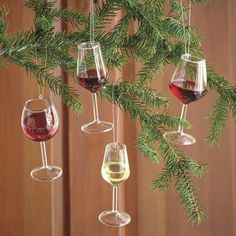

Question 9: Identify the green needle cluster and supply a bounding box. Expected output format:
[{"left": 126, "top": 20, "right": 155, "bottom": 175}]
[{"left": 0, "top": 0, "right": 234, "bottom": 224}]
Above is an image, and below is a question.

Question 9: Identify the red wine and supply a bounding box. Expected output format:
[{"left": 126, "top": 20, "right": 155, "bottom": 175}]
[
  {"left": 169, "top": 80, "right": 207, "bottom": 104},
  {"left": 77, "top": 69, "right": 107, "bottom": 93},
  {"left": 22, "top": 112, "right": 58, "bottom": 142}
]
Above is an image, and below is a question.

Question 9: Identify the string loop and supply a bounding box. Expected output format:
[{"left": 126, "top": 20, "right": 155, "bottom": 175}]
[
  {"left": 35, "top": 41, "right": 47, "bottom": 99},
  {"left": 180, "top": 0, "right": 192, "bottom": 55},
  {"left": 90, "top": 0, "right": 95, "bottom": 42},
  {"left": 112, "top": 83, "right": 116, "bottom": 143}
]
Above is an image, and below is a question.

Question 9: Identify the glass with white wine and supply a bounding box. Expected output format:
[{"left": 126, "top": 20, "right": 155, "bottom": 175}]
[{"left": 99, "top": 142, "right": 131, "bottom": 227}]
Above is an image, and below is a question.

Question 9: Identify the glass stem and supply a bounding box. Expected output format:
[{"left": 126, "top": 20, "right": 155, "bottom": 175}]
[
  {"left": 178, "top": 104, "right": 188, "bottom": 135},
  {"left": 112, "top": 186, "right": 118, "bottom": 213},
  {"left": 40, "top": 141, "right": 48, "bottom": 168},
  {"left": 92, "top": 93, "right": 100, "bottom": 122}
]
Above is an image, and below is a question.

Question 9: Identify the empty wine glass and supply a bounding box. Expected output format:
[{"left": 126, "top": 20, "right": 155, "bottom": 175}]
[
  {"left": 99, "top": 142, "right": 131, "bottom": 227},
  {"left": 21, "top": 98, "right": 62, "bottom": 181},
  {"left": 164, "top": 53, "right": 207, "bottom": 145},
  {"left": 76, "top": 41, "right": 113, "bottom": 133}
]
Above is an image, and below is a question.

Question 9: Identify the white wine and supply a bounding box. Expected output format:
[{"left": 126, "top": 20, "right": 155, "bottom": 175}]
[{"left": 102, "top": 161, "right": 130, "bottom": 186}]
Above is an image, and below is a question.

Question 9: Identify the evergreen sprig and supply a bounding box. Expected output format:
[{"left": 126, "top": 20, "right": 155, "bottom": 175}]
[
  {"left": 206, "top": 97, "right": 228, "bottom": 146},
  {"left": 175, "top": 165, "right": 205, "bottom": 224},
  {"left": 0, "top": 0, "right": 234, "bottom": 224}
]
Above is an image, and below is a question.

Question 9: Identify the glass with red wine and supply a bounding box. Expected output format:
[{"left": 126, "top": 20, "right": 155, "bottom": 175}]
[
  {"left": 163, "top": 54, "right": 207, "bottom": 145},
  {"left": 21, "top": 98, "right": 62, "bottom": 181},
  {"left": 76, "top": 42, "right": 113, "bottom": 133}
]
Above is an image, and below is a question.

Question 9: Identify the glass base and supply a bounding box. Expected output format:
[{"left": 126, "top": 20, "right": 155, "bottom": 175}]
[
  {"left": 163, "top": 131, "right": 196, "bottom": 145},
  {"left": 81, "top": 121, "right": 113, "bottom": 134},
  {"left": 30, "top": 166, "right": 62, "bottom": 181},
  {"left": 99, "top": 211, "right": 131, "bottom": 227}
]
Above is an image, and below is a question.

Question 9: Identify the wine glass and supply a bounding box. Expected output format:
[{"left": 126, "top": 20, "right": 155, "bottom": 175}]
[
  {"left": 163, "top": 53, "right": 207, "bottom": 145},
  {"left": 21, "top": 98, "right": 62, "bottom": 181},
  {"left": 76, "top": 41, "right": 113, "bottom": 133},
  {"left": 99, "top": 142, "right": 131, "bottom": 227}
]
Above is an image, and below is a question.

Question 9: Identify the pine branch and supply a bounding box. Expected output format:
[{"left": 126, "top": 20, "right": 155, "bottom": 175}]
[
  {"left": 0, "top": 6, "right": 8, "bottom": 35},
  {"left": 206, "top": 97, "right": 228, "bottom": 146},
  {"left": 96, "top": 0, "right": 120, "bottom": 26},
  {"left": 25, "top": 64, "right": 83, "bottom": 113},
  {"left": 169, "top": 0, "right": 183, "bottom": 16},
  {"left": 208, "top": 70, "right": 236, "bottom": 116},
  {"left": 136, "top": 129, "right": 161, "bottom": 162},
  {"left": 55, "top": 8, "right": 87, "bottom": 27},
  {"left": 109, "top": 82, "right": 170, "bottom": 108},
  {"left": 177, "top": 156, "right": 206, "bottom": 177},
  {"left": 0, "top": 32, "right": 83, "bottom": 113},
  {"left": 207, "top": 70, "right": 229, "bottom": 93},
  {"left": 136, "top": 51, "right": 166, "bottom": 87},
  {"left": 152, "top": 158, "right": 175, "bottom": 191},
  {"left": 148, "top": 126, "right": 206, "bottom": 224},
  {"left": 194, "top": 0, "right": 209, "bottom": 4},
  {"left": 100, "top": 83, "right": 181, "bottom": 128},
  {"left": 101, "top": 15, "right": 130, "bottom": 68},
  {"left": 24, "top": 0, "right": 56, "bottom": 17},
  {"left": 0, "top": 0, "right": 235, "bottom": 225},
  {"left": 175, "top": 165, "right": 205, "bottom": 224}
]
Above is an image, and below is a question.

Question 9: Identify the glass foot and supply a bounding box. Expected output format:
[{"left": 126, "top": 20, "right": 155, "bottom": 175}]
[
  {"left": 30, "top": 166, "right": 62, "bottom": 181},
  {"left": 163, "top": 131, "right": 196, "bottom": 145},
  {"left": 99, "top": 211, "right": 131, "bottom": 227},
  {"left": 81, "top": 121, "right": 113, "bottom": 134}
]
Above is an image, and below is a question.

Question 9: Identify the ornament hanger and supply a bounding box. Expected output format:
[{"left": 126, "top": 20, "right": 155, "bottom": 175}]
[
  {"left": 112, "top": 83, "right": 119, "bottom": 144},
  {"left": 180, "top": 0, "right": 192, "bottom": 55},
  {"left": 163, "top": 0, "right": 208, "bottom": 146},
  {"left": 90, "top": 0, "right": 95, "bottom": 42},
  {"left": 35, "top": 43, "right": 47, "bottom": 99}
]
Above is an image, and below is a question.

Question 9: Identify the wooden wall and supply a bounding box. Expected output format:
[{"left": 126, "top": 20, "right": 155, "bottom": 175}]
[
  {"left": 0, "top": 1, "right": 64, "bottom": 235},
  {"left": 0, "top": 0, "right": 235, "bottom": 236}
]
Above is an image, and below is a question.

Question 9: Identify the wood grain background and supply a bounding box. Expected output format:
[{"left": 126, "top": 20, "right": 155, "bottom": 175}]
[{"left": 0, "top": 0, "right": 235, "bottom": 235}]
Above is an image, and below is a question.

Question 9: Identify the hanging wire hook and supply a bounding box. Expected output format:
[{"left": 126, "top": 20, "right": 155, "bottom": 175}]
[
  {"left": 112, "top": 82, "right": 117, "bottom": 143},
  {"left": 36, "top": 40, "right": 47, "bottom": 99},
  {"left": 111, "top": 80, "right": 122, "bottom": 144},
  {"left": 180, "top": 0, "right": 192, "bottom": 55},
  {"left": 90, "top": 0, "right": 95, "bottom": 43},
  {"left": 180, "top": 0, "right": 187, "bottom": 55},
  {"left": 187, "top": 0, "right": 192, "bottom": 54},
  {"left": 34, "top": 46, "right": 43, "bottom": 98}
]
